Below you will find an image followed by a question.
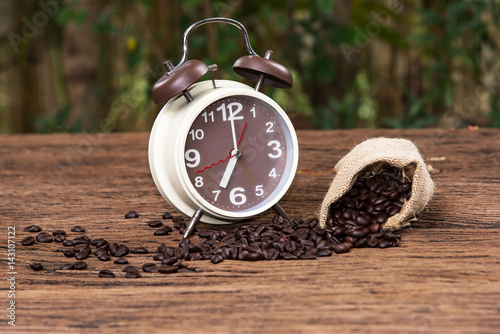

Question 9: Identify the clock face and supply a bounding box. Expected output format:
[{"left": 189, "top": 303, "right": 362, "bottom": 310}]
[{"left": 182, "top": 95, "right": 295, "bottom": 214}]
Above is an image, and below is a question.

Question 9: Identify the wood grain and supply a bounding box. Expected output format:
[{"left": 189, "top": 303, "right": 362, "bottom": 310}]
[{"left": 1, "top": 129, "right": 499, "bottom": 333}]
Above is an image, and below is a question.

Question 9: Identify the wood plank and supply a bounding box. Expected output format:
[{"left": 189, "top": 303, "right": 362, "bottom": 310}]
[{"left": 1, "top": 129, "right": 499, "bottom": 333}]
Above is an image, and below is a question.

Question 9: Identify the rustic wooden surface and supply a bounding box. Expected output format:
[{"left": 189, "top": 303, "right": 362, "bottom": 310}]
[{"left": 1, "top": 129, "right": 499, "bottom": 333}]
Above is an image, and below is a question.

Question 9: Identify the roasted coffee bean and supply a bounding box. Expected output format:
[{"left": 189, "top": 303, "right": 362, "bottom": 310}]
[
  {"left": 54, "top": 234, "right": 66, "bottom": 243},
  {"left": 21, "top": 236, "right": 36, "bottom": 246},
  {"left": 73, "top": 243, "right": 89, "bottom": 252},
  {"left": 142, "top": 263, "right": 159, "bottom": 273},
  {"left": 159, "top": 265, "right": 178, "bottom": 274},
  {"left": 71, "top": 226, "right": 86, "bottom": 232},
  {"left": 154, "top": 228, "right": 170, "bottom": 236},
  {"left": 30, "top": 262, "right": 44, "bottom": 271},
  {"left": 333, "top": 243, "right": 351, "bottom": 254},
  {"left": 73, "top": 261, "right": 87, "bottom": 270},
  {"left": 375, "top": 213, "right": 389, "bottom": 224},
  {"left": 246, "top": 252, "right": 264, "bottom": 261},
  {"left": 369, "top": 223, "right": 380, "bottom": 233},
  {"left": 179, "top": 238, "right": 190, "bottom": 248},
  {"left": 162, "top": 257, "right": 179, "bottom": 266},
  {"left": 153, "top": 253, "right": 165, "bottom": 261},
  {"left": 147, "top": 220, "right": 163, "bottom": 228},
  {"left": 24, "top": 225, "right": 42, "bottom": 233},
  {"left": 131, "top": 247, "right": 148, "bottom": 254},
  {"left": 211, "top": 254, "right": 224, "bottom": 264},
  {"left": 282, "top": 252, "right": 298, "bottom": 260},
  {"left": 52, "top": 230, "right": 66, "bottom": 236},
  {"left": 115, "top": 245, "right": 129, "bottom": 257},
  {"left": 354, "top": 238, "right": 367, "bottom": 248},
  {"left": 125, "top": 270, "right": 141, "bottom": 278},
  {"left": 125, "top": 211, "right": 139, "bottom": 219},
  {"left": 99, "top": 269, "right": 115, "bottom": 278},
  {"left": 97, "top": 253, "right": 111, "bottom": 261},
  {"left": 386, "top": 206, "right": 401, "bottom": 216},
  {"left": 317, "top": 249, "right": 332, "bottom": 257},
  {"left": 63, "top": 250, "right": 76, "bottom": 258},
  {"left": 114, "top": 257, "right": 128, "bottom": 264},
  {"left": 350, "top": 229, "right": 368, "bottom": 239},
  {"left": 162, "top": 212, "right": 173, "bottom": 219},
  {"left": 60, "top": 263, "right": 75, "bottom": 270},
  {"left": 36, "top": 232, "right": 53, "bottom": 243},
  {"left": 62, "top": 240, "right": 74, "bottom": 247},
  {"left": 75, "top": 249, "right": 90, "bottom": 260}
]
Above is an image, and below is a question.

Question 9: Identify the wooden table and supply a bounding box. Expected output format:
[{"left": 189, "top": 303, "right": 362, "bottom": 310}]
[{"left": 1, "top": 129, "right": 499, "bottom": 333}]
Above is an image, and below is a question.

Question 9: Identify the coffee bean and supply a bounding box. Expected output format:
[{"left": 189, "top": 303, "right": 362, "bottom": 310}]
[
  {"left": 73, "top": 261, "right": 87, "bottom": 270},
  {"left": 30, "top": 263, "right": 44, "bottom": 271},
  {"left": 154, "top": 228, "right": 169, "bottom": 235},
  {"left": 375, "top": 213, "right": 388, "bottom": 224},
  {"left": 71, "top": 226, "right": 86, "bottom": 233},
  {"left": 333, "top": 243, "right": 351, "bottom": 254},
  {"left": 355, "top": 215, "right": 371, "bottom": 227},
  {"left": 75, "top": 249, "right": 90, "bottom": 260},
  {"left": 162, "top": 212, "right": 173, "bottom": 219},
  {"left": 131, "top": 247, "right": 148, "bottom": 254},
  {"left": 179, "top": 238, "right": 190, "bottom": 248},
  {"left": 125, "top": 211, "right": 139, "bottom": 219},
  {"left": 63, "top": 250, "right": 76, "bottom": 258},
  {"left": 386, "top": 206, "right": 401, "bottom": 217},
  {"left": 122, "top": 265, "right": 138, "bottom": 273},
  {"left": 161, "top": 257, "right": 179, "bottom": 266},
  {"left": 125, "top": 270, "right": 141, "bottom": 278},
  {"left": 60, "top": 263, "right": 75, "bottom": 270},
  {"left": 245, "top": 252, "right": 264, "bottom": 261},
  {"left": 369, "top": 223, "right": 380, "bottom": 233},
  {"left": 159, "top": 265, "right": 178, "bottom": 274},
  {"left": 36, "top": 232, "right": 53, "bottom": 243},
  {"left": 115, "top": 245, "right": 129, "bottom": 257},
  {"left": 114, "top": 257, "right": 128, "bottom": 264},
  {"left": 54, "top": 234, "right": 66, "bottom": 243},
  {"left": 52, "top": 230, "right": 66, "bottom": 236},
  {"left": 378, "top": 240, "right": 393, "bottom": 248},
  {"left": 317, "top": 249, "right": 332, "bottom": 257},
  {"left": 62, "top": 240, "right": 74, "bottom": 247},
  {"left": 21, "top": 236, "right": 35, "bottom": 246},
  {"left": 210, "top": 254, "right": 223, "bottom": 264},
  {"left": 147, "top": 220, "right": 163, "bottom": 228},
  {"left": 24, "top": 225, "right": 42, "bottom": 233},
  {"left": 97, "top": 253, "right": 111, "bottom": 261},
  {"left": 99, "top": 270, "right": 115, "bottom": 278},
  {"left": 282, "top": 252, "right": 298, "bottom": 260},
  {"left": 142, "top": 263, "right": 159, "bottom": 273}
]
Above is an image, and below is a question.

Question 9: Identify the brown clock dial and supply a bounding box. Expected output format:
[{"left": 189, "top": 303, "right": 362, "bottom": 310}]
[{"left": 183, "top": 95, "right": 294, "bottom": 213}]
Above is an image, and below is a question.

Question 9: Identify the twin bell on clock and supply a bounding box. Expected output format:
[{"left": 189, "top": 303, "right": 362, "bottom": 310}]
[{"left": 149, "top": 17, "right": 299, "bottom": 238}]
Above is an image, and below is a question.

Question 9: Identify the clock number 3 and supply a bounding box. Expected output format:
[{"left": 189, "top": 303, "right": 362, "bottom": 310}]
[{"left": 267, "top": 140, "right": 282, "bottom": 158}]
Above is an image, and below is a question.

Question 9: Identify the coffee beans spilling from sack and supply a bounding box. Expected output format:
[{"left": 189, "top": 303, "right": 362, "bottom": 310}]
[{"left": 320, "top": 138, "right": 434, "bottom": 231}]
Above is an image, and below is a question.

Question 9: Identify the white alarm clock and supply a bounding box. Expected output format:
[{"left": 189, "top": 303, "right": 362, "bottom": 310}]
[{"left": 148, "top": 18, "right": 299, "bottom": 237}]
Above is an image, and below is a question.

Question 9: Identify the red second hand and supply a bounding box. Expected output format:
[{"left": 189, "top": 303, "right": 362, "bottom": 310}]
[{"left": 195, "top": 122, "right": 247, "bottom": 174}]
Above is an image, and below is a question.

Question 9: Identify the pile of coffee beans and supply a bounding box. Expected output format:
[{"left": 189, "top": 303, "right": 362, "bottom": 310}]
[
  {"left": 21, "top": 167, "right": 409, "bottom": 277},
  {"left": 325, "top": 166, "right": 410, "bottom": 252}
]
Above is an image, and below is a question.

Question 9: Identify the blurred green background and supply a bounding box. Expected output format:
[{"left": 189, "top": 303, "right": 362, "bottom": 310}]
[{"left": 1, "top": 0, "right": 499, "bottom": 133}]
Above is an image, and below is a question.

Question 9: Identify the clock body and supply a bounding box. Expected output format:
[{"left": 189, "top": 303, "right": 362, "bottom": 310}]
[{"left": 148, "top": 79, "right": 298, "bottom": 224}]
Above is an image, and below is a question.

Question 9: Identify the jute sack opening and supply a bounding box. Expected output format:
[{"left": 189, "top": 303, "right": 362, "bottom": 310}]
[{"left": 319, "top": 137, "right": 434, "bottom": 231}]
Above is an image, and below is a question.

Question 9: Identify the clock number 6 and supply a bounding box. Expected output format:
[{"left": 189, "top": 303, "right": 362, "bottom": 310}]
[
  {"left": 267, "top": 140, "right": 282, "bottom": 159},
  {"left": 230, "top": 187, "right": 247, "bottom": 205}
]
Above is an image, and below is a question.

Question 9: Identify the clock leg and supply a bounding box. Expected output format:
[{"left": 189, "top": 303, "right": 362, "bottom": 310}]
[
  {"left": 271, "top": 203, "right": 290, "bottom": 221},
  {"left": 183, "top": 208, "right": 204, "bottom": 238}
]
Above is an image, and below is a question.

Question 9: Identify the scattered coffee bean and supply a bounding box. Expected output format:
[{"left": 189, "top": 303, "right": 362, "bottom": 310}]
[
  {"left": 162, "top": 212, "right": 173, "bottom": 219},
  {"left": 115, "top": 245, "right": 129, "bottom": 257},
  {"left": 125, "top": 270, "right": 141, "bottom": 278},
  {"left": 24, "top": 225, "right": 42, "bottom": 233},
  {"left": 21, "top": 236, "right": 35, "bottom": 246},
  {"left": 99, "top": 269, "right": 115, "bottom": 278},
  {"left": 73, "top": 261, "right": 87, "bottom": 270},
  {"left": 159, "top": 265, "right": 179, "bottom": 274},
  {"left": 125, "top": 211, "right": 139, "bottom": 219},
  {"left": 114, "top": 257, "right": 129, "bottom": 264},
  {"left": 142, "top": 263, "right": 159, "bottom": 273},
  {"left": 131, "top": 247, "right": 148, "bottom": 254},
  {"left": 71, "top": 226, "right": 86, "bottom": 233},
  {"left": 29, "top": 263, "right": 44, "bottom": 271},
  {"left": 60, "top": 263, "right": 75, "bottom": 270},
  {"left": 147, "top": 220, "right": 163, "bottom": 228},
  {"left": 54, "top": 234, "right": 66, "bottom": 243},
  {"left": 63, "top": 250, "right": 76, "bottom": 258},
  {"left": 52, "top": 230, "right": 66, "bottom": 236},
  {"left": 36, "top": 232, "right": 53, "bottom": 243},
  {"left": 62, "top": 240, "right": 74, "bottom": 247},
  {"left": 154, "top": 227, "right": 169, "bottom": 235},
  {"left": 210, "top": 254, "right": 223, "bottom": 264}
]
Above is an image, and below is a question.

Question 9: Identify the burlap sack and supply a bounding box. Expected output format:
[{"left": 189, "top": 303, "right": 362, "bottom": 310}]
[{"left": 319, "top": 137, "right": 434, "bottom": 231}]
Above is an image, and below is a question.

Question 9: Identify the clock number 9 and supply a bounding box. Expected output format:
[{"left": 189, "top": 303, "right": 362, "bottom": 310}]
[{"left": 185, "top": 149, "right": 200, "bottom": 168}]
